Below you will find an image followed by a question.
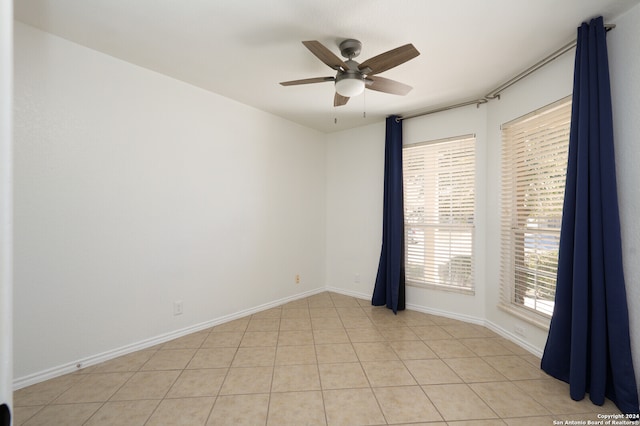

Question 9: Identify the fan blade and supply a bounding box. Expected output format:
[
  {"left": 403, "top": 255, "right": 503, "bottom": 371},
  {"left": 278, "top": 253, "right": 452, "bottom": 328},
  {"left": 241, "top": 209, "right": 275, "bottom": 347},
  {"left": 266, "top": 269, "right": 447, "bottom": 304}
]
[
  {"left": 366, "top": 76, "right": 413, "bottom": 95},
  {"left": 280, "top": 76, "right": 335, "bottom": 86},
  {"left": 359, "top": 43, "right": 420, "bottom": 75},
  {"left": 334, "top": 93, "right": 350, "bottom": 106},
  {"left": 302, "top": 40, "right": 350, "bottom": 71}
]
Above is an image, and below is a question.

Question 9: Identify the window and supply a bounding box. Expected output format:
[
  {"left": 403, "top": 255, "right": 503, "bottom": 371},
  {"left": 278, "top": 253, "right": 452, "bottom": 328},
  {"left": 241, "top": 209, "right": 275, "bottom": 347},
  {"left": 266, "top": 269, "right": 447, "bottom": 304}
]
[
  {"left": 403, "top": 135, "right": 476, "bottom": 293},
  {"left": 499, "top": 96, "right": 572, "bottom": 323}
]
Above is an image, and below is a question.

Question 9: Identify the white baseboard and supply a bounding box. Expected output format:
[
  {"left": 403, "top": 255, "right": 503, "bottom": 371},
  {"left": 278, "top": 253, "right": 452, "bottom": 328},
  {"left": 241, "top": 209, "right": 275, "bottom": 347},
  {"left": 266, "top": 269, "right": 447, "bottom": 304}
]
[
  {"left": 327, "top": 285, "right": 542, "bottom": 357},
  {"left": 15, "top": 285, "right": 542, "bottom": 389},
  {"left": 481, "top": 321, "right": 543, "bottom": 358},
  {"left": 325, "top": 286, "right": 370, "bottom": 301},
  {"left": 13, "top": 287, "right": 325, "bottom": 390},
  {"left": 404, "top": 301, "right": 486, "bottom": 326},
  {"left": 404, "top": 301, "right": 542, "bottom": 355}
]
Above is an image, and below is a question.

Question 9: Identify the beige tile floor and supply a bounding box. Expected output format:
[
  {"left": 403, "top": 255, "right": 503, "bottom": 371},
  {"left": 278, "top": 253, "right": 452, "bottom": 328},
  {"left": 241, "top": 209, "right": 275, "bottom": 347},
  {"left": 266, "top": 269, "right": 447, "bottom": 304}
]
[{"left": 13, "top": 291, "right": 621, "bottom": 425}]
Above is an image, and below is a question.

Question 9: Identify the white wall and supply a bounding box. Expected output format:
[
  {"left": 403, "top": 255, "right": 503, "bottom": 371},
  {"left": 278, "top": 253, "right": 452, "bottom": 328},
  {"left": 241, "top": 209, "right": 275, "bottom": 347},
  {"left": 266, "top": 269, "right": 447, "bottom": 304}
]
[
  {"left": 327, "top": 4, "right": 640, "bottom": 374},
  {"left": 325, "top": 121, "right": 385, "bottom": 296},
  {"left": 1, "top": 0, "right": 13, "bottom": 418},
  {"left": 609, "top": 4, "right": 640, "bottom": 402},
  {"left": 13, "top": 22, "right": 326, "bottom": 382}
]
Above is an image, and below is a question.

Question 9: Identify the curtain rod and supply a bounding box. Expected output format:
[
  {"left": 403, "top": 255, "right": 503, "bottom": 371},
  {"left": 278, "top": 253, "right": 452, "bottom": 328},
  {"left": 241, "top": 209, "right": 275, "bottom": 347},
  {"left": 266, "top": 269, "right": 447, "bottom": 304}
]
[{"left": 397, "top": 23, "right": 615, "bottom": 122}]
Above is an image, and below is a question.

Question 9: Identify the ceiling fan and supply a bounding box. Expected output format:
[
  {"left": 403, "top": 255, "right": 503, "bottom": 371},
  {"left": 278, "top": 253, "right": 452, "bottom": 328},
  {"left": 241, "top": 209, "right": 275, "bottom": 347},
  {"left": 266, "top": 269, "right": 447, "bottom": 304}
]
[{"left": 280, "top": 39, "right": 420, "bottom": 106}]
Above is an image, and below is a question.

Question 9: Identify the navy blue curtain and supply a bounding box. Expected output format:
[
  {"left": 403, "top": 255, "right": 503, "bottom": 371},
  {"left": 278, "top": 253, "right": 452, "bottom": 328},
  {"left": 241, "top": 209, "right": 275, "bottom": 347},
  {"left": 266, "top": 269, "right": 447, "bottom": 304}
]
[
  {"left": 372, "top": 115, "right": 405, "bottom": 313},
  {"left": 541, "top": 17, "right": 639, "bottom": 415},
  {"left": 0, "top": 404, "right": 9, "bottom": 426}
]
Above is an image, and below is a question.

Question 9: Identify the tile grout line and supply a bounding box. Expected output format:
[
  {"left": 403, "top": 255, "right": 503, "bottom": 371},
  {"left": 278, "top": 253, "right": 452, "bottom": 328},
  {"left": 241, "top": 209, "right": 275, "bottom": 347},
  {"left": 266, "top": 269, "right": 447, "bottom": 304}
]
[
  {"left": 202, "top": 317, "right": 246, "bottom": 426},
  {"left": 141, "top": 338, "right": 200, "bottom": 426}
]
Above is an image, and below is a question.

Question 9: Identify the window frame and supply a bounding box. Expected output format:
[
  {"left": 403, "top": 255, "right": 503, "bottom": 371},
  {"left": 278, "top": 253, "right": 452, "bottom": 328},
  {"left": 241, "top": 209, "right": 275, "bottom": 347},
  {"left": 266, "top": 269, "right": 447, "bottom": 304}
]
[
  {"left": 403, "top": 134, "right": 476, "bottom": 294},
  {"left": 499, "top": 96, "right": 572, "bottom": 328}
]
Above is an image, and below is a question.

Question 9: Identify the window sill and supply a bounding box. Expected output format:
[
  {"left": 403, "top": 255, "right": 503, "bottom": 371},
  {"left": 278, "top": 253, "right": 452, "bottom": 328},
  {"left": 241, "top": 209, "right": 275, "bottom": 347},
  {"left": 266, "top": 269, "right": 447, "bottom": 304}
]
[
  {"left": 498, "top": 302, "right": 551, "bottom": 330},
  {"left": 407, "top": 281, "right": 475, "bottom": 296}
]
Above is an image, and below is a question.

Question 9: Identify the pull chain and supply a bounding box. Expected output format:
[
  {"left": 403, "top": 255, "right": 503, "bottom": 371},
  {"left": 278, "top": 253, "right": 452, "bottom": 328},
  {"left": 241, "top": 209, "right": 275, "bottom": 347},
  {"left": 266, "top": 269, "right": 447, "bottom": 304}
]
[{"left": 363, "top": 89, "right": 367, "bottom": 118}]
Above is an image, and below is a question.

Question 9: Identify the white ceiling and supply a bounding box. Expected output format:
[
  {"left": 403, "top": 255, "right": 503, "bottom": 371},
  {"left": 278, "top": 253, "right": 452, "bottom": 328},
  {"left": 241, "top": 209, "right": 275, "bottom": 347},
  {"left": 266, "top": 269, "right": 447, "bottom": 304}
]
[{"left": 14, "top": 0, "right": 640, "bottom": 133}]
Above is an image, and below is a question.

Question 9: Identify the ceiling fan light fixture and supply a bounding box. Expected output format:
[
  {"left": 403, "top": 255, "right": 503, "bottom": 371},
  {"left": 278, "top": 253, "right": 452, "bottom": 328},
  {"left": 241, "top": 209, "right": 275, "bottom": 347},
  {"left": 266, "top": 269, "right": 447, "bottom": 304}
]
[
  {"left": 281, "top": 39, "right": 420, "bottom": 107},
  {"left": 335, "top": 73, "right": 365, "bottom": 97}
]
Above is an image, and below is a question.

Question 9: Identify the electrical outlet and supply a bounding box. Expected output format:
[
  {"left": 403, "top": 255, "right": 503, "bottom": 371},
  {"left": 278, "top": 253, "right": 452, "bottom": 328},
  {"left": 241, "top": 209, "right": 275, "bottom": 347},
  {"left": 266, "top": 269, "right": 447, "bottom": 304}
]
[
  {"left": 354, "top": 273, "right": 361, "bottom": 283},
  {"left": 295, "top": 274, "right": 300, "bottom": 284},
  {"left": 173, "top": 300, "right": 183, "bottom": 316},
  {"left": 514, "top": 325, "right": 526, "bottom": 337}
]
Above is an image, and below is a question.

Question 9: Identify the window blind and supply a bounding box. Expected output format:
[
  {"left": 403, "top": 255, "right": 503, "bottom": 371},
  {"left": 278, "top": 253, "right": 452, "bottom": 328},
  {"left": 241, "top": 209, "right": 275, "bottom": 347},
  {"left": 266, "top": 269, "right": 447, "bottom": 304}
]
[
  {"left": 499, "top": 97, "right": 572, "bottom": 322},
  {"left": 403, "top": 135, "right": 475, "bottom": 292}
]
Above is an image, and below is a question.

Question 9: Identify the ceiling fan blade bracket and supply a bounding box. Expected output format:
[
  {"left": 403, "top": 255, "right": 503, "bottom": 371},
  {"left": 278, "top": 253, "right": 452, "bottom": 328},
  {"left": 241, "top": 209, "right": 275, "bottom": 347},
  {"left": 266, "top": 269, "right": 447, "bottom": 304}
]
[{"left": 302, "top": 40, "right": 350, "bottom": 71}]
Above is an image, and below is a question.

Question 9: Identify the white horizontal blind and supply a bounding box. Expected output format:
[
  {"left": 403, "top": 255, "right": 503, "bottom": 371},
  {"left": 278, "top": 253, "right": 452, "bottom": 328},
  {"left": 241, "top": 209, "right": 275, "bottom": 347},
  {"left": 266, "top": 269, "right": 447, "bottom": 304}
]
[
  {"left": 403, "top": 135, "right": 475, "bottom": 292},
  {"left": 500, "top": 97, "right": 571, "bottom": 321}
]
